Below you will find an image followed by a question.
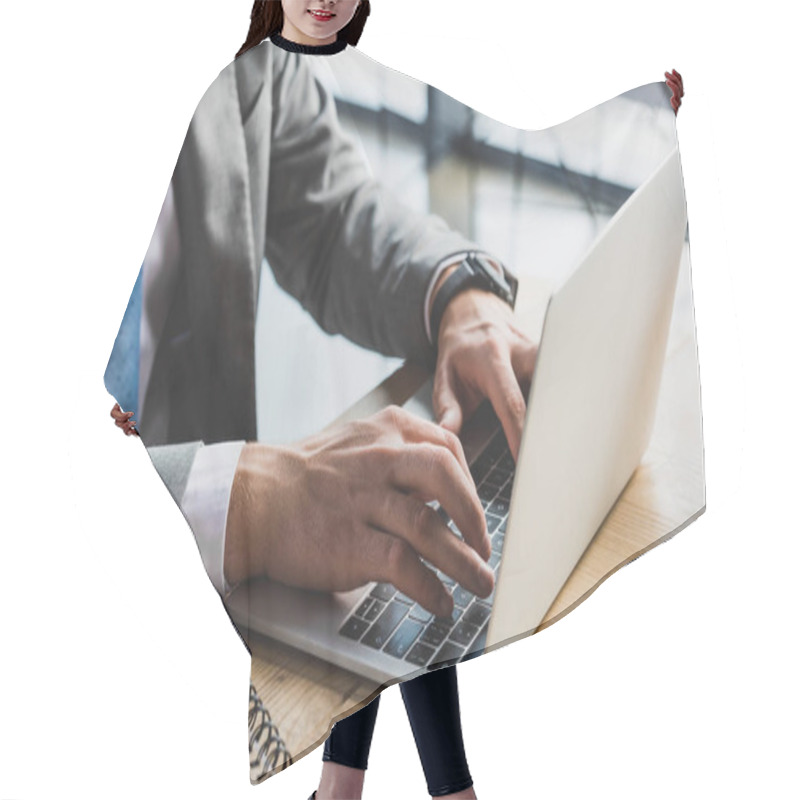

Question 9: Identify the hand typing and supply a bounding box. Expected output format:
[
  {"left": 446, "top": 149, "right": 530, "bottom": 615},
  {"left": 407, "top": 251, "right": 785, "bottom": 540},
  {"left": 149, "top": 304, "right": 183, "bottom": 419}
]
[
  {"left": 432, "top": 280, "right": 537, "bottom": 465},
  {"left": 223, "top": 405, "right": 494, "bottom": 617}
]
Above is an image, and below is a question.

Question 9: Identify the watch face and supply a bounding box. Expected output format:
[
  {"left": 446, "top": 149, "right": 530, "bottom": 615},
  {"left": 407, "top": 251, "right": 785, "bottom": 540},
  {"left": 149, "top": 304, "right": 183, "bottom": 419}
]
[{"left": 470, "top": 254, "right": 515, "bottom": 304}]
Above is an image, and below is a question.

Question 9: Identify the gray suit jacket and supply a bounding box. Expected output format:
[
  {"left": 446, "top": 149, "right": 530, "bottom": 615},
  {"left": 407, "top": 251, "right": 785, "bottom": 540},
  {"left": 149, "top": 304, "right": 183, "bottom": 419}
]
[{"left": 137, "top": 40, "right": 488, "bottom": 497}]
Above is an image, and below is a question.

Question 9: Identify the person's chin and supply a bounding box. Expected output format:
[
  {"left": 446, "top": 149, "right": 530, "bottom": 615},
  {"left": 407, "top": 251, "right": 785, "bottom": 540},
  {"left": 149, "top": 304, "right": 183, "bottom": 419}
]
[{"left": 299, "top": 18, "right": 340, "bottom": 42}]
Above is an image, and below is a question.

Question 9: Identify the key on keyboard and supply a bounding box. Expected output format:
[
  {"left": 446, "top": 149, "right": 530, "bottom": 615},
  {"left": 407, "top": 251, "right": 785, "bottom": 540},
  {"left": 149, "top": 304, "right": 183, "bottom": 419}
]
[
  {"left": 361, "top": 601, "right": 408, "bottom": 649},
  {"left": 384, "top": 619, "right": 424, "bottom": 658},
  {"left": 406, "top": 641, "right": 436, "bottom": 667}
]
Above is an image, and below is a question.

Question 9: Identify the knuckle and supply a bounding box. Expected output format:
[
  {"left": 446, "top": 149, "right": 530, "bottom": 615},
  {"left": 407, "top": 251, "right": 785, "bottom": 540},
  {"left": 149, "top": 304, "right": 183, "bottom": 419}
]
[
  {"left": 484, "top": 335, "right": 505, "bottom": 362},
  {"left": 421, "top": 441, "right": 447, "bottom": 468},
  {"left": 507, "top": 388, "right": 526, "bottom": 417},
  {"left": 354, "top": 417, "right": 375, "bottom": 439},
  {"left": 381, "top": 404, "right": 405, "bottom": 430},
  {"left": 411, "top": 501, "right": 436, "bottom": 537},
  {"left": 470, "top": 559, "right": 488, "bottom": 594},
  {"left": 442, "top": 427, "right": 462, "bottom": 456}
]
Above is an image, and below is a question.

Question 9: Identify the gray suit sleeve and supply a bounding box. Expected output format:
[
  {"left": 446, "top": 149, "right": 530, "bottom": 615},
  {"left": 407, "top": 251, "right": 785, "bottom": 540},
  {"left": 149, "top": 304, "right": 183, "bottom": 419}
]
[
  {"left": 147, "top": 441, "right": 203, "bottom": 504},
  {"left": 264, "top": 50, "right": 486, "bottom": 369}
]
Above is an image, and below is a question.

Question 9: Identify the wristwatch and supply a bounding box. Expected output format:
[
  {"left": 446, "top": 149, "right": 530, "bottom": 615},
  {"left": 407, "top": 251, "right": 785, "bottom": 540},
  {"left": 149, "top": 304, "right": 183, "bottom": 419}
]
[{"left": 430, "top": 251, "right": 518, "bottom": 346}]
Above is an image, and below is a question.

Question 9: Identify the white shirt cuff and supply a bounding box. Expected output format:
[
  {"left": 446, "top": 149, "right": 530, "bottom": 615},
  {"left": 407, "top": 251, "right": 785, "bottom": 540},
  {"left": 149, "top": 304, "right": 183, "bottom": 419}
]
[
  {"left": 180, "top": 440, "right": 246, "bottom": 597},
  {"left": 423, "top": 250, "right": 506, "bottom": 345}
]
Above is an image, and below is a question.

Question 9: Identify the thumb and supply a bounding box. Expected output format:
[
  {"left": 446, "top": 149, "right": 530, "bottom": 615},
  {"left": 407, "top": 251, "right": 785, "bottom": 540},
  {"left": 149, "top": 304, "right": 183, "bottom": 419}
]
[{"left": 439, "top": 406, "right": 463, "bottom": 433}]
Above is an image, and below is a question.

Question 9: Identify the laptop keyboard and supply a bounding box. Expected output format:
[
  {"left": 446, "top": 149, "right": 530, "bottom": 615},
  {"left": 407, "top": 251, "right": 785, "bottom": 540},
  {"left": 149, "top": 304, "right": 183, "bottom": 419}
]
[{"left": 338, "top": 426, "right": 513, "bottom": 670}]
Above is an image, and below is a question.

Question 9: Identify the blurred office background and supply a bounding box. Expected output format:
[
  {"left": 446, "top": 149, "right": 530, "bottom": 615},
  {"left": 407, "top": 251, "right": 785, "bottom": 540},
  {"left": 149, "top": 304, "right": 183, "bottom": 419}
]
[{"left": 256, "top": 57, "right": 679, "bottom": 444}]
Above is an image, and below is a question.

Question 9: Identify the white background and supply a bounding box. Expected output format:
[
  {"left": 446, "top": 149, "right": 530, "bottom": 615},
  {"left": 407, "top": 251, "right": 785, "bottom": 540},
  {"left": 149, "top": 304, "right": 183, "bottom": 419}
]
[{"left": 1, "top": 1, "right": 797, "bottom": 798}]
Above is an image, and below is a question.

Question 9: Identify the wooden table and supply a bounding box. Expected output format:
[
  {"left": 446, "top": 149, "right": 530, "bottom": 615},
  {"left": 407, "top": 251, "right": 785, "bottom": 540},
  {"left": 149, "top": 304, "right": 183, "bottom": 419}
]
[{"left": 247, "top": 247, "right": 705, "bottom": 778}]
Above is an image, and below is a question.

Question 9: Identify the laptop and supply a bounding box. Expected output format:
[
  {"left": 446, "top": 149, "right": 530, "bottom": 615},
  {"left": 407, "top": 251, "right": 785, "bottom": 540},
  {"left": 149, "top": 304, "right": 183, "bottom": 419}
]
[{"left": 224, "top": 146, "right": 688, "bottom": 683}]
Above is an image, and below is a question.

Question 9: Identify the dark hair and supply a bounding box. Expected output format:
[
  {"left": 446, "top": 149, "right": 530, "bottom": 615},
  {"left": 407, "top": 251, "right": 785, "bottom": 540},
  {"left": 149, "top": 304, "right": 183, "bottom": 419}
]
[{"left": 236, "top": 1, "right": 371, "bottom": 59}]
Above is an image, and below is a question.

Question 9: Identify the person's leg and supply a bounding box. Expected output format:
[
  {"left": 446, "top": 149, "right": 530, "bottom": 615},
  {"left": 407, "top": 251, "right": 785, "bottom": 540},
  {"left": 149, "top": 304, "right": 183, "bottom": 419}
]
[
  {"left": 400, "top": 665, "right": 476, "bottom": 798},
  {"left": 316, "top": 695, "right": 381, "bottom": 800}
]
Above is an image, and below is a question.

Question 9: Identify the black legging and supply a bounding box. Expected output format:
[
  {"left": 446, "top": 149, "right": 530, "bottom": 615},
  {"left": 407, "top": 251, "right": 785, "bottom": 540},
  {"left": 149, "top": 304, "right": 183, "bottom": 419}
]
[{"left": 323, "top": 665, "right": 472, "bottom": 797}]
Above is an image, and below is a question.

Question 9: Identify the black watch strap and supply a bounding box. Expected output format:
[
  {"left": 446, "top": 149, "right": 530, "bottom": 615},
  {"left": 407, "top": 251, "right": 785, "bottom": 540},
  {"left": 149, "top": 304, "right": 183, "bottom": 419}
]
[{"left": 430, "top": 252, "right": 517, "bottom": 346}]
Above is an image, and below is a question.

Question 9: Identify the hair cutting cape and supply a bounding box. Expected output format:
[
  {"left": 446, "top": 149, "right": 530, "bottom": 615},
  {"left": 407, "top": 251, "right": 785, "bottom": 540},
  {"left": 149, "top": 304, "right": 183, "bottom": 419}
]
[{"left": 105, "top": 35, "right": 704, "bottom": 783}]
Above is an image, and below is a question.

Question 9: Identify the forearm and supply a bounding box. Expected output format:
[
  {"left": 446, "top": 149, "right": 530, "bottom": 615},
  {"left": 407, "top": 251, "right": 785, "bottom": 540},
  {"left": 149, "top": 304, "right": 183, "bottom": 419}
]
[
  {"left": 267, "top": 172, "right": 485, "bottom": 364},
  {"left": 266, "top": 50, "right": 487, "bottom": 365}
]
